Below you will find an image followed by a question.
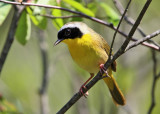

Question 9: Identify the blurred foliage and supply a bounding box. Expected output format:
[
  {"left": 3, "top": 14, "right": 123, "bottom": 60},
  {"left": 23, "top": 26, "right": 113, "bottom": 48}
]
[
  {"left": 99, "top": 2, "right": 119, "bottom": 26},
  {"left": 63, "top": 0, "right": 95, "bottom": 17},
  {"left": 0, "top": 94, "right": 18, "bottom": 113},
  {"left": 26, "top": 7, "right": 47, "bottom": 30},
  {"left": 0, "top": 3, "right": 11, "bottom": 26},
  {"left": 52, "top": 2, "right": 64, "bottom": 30},
  {"left": 0, "top": 0, "right": 160, "bottom": 114}
]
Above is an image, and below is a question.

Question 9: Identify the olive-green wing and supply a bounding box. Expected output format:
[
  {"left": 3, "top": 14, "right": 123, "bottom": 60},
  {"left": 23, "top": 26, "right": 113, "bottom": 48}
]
[
  {"left": 101, "top": 37, "right": 117, "bottom": 72},
  {"left": 89, "top": 27, "right": 117, "bottom": 72}
]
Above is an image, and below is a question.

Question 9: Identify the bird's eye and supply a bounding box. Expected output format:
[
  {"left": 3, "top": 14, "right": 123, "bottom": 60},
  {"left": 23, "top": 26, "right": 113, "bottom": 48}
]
[{"left": 65, "top": 29, "right": 71, "bottom": 36}]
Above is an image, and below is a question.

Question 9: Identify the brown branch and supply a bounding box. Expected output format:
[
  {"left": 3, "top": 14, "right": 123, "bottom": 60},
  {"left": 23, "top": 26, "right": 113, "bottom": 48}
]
[
  {"left": 38, "top": 30, "right": 50, "bottom": 114},
  {"left": 0, "top": 5, "right": 25, "bottom": 75},
  {"left": 148, "top": 50, "right": 160, "bottom": 114},
  {"left": 36, "top": 14, "right": 81, "bottom": 19},
  {"left": 56, "top": 71, "right": 102, "bottom": 114},
  {"left": 113, "top": 0, "right": 160, "bottom": 48},
  {"left": 126, "top": 29, "right": 160, "bottom": 51},
  {"left": 0, "top": 0, "right": 159, "bottom": 51}
]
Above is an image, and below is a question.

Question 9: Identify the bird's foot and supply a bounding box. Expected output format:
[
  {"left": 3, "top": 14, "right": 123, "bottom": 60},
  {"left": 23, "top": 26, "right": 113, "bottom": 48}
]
[
  {"left": 79, "top": 85, "right": 89, "bottom": 98},
  {"left": 99, "top": 64, "right": 110, "bottom": 78}
]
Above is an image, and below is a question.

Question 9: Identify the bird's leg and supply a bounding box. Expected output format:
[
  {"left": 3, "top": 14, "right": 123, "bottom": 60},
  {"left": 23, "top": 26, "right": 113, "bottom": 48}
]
[
  {"left": 79, "top": 73, "right": 94, "bottom": 98},
  {"left": 99, "top": 64, "right": 110, "bottom": 78}
]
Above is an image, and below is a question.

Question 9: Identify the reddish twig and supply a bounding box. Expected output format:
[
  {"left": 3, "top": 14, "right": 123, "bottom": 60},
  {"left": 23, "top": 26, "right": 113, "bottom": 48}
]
[
  {"left": 126, "top": 29, "right": 160, "bottom": 51},
  {"left": 36, "top": 14, "right": 81, "bottom": 19}
]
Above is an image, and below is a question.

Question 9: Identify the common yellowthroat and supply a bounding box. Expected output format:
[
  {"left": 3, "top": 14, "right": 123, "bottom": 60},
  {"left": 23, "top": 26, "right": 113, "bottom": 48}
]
[{"left": 54, "top": 22, "right": 126, "bottom": 105}]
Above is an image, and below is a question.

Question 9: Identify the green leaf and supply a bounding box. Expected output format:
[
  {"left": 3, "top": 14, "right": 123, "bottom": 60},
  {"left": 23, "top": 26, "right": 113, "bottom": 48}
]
[
  {"left": 52, "top": 3, "right": 64, "bottom": 30},
  {"left": 15, "top": 11, "right": 31, "bottom": 45},
  {"left": 63, "top": 0, "right": 95, "bottom": 17},
  {"left": 99, "top": 2, "right": 119, "bottom": 26},
  {"left": 26, "top": 7, "right": 47, "bottom": 29},
  {"left": 0, "top": 3, "right": 11, "bottom": 26}
]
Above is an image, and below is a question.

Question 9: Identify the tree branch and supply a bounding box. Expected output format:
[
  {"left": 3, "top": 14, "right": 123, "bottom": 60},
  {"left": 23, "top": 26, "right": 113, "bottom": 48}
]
[
  {"left": 113, "top": 0, "right": 160, "bottom": 48},
  {"left": 125, "top": 29, "right": 160, "bottom": 51},
  {"left": 36, "top": 14, "right": 81, "bottom": 19},
  {"left": 109, "top": 0, "right": 132, "bottom": 58},
  {"left": 0, "top": 0, "right": 159, "bottom": 51},
  {"left": 0, "top": 5, "right": 25, "bottom": 75},
  {"left": 38, "top": 30, "right": 50, "bottom": 114},
  {"left": 148, "top": 50, "right": 160, "bottom": 114}
]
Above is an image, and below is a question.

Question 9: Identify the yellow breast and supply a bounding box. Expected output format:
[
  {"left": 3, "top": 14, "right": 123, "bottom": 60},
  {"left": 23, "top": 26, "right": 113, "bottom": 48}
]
[{"left": 63, "top": 34, "right": 108, "bottom": 74}]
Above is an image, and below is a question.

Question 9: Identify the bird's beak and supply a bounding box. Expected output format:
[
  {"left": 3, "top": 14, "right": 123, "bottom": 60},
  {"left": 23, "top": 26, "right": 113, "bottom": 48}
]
[{"left": 54, "top": 39, "right": 63, "bottom": 46}]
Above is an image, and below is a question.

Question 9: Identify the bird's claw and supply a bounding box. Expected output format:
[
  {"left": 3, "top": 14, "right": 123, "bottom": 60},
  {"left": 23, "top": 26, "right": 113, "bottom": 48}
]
[
  {"left": 99, "top": 64, "right": 110, "bottom": 78},
  {"left": 79, "top": 85, "right": 89, "bottom": 98}
]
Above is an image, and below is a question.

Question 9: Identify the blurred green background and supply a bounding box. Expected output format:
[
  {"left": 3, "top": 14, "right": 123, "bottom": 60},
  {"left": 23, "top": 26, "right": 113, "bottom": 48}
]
[{"left": 0, "top": 0, "right": 160, "bottom": 114}]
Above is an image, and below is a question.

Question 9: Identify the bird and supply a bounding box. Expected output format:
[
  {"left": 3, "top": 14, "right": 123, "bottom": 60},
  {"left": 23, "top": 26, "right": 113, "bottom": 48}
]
[{"left": 54, "top": 22, "right": 126, "bottom": 105}]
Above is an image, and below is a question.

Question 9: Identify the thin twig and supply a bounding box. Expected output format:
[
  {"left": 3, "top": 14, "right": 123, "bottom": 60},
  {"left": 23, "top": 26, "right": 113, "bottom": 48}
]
[
  {"left": 113, "top": 0, "right": 146, "bottom": 37},
  {"left": 36, "top": 14, "right": 81, "bottom": 19},
  {"left": 0, "top": 5, "right": 25, "bottom": 75},
  {"left": 0, "top": 0, "right": 159, "bottom": 51},
  {"left": 113, "top": 0, "right": 160, "bottom": 48},
  {"left": 157, "top": 72, "right": 160, "bottom": 78},
  {"left": 109, "top": 0, "right": 132, "bottom": 58},
  {"left": 38, "top": 30, "right": 50, "bottom": 114},
  {"left": 110, "top": 0, "right": 152, "bottom": 63},
  {"left": 148, "top": 50, "right": 157, "bottom": 114},
  {"left": 126, "top": 29, "right": 160, "bottom": 51},
  {"left": 57, "top": 0, "right": 153, "bottom": 113}
]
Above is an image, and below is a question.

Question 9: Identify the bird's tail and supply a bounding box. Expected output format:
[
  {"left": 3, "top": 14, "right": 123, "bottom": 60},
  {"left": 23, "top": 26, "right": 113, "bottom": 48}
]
[{"left": 103, "top": 68, "right": 126, "bottom": 106}]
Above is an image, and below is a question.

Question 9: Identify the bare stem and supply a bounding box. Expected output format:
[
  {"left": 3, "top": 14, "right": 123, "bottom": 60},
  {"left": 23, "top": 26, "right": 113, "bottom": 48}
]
[
  {"left": 126, "top": 29, "right": 160, "bottom": 51},
  {"left": 36, "top": 14, "right": 81, "bottom": 19},
  {"left": 0, "top": 5, "right": 25, "bottom": 75},
  {"left": 148, "top": 50, "right": 158, "bottom": 114},
  {"left": 38, "top": 30, "right": 50, "bottom": 114},
  {"left": 109, "top": 0, "right": 132, "bottom": 58}
]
